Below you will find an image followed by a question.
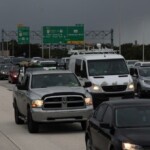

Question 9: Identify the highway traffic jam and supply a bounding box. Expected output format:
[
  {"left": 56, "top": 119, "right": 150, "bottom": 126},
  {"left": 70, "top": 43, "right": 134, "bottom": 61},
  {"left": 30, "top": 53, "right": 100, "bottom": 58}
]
[{"left": 1, "top": 46, "right": 150, "bottom": 150}]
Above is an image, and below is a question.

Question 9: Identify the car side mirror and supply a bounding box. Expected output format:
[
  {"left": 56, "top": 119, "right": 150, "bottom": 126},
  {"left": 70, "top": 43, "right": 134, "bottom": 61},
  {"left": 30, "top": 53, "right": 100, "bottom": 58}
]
[
  {"left": 83, "top": 81, "right": 92, "bottom": 88},
  {"left": 100, "top": 122, "right": 111, "bottom": 129}
]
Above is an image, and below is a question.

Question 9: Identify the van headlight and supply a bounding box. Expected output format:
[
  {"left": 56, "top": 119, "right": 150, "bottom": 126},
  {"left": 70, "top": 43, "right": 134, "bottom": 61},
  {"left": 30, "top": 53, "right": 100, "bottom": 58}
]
[
  {"left": 85, "top": 97, "right": 93, "bottom": 105},
  {"left": 90, "top": 84, "right": 103, "bottom": 93},
  {"left": 32, "top": 100, "right": 43, "bottom": 108},
  {"left": 122, "top": 142, "right": 142, "bottom": 150},
  {"left": 127, "top": 83, "right": 134, "bottom": 91}
]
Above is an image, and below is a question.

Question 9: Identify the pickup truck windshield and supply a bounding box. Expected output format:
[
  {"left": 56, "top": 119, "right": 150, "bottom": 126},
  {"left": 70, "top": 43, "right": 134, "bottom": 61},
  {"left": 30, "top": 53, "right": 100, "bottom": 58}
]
[
  {"left": 31, "top": 73, "right": 80, "bottom": 88},
  {"left": 88, "top": 59, "right": 129, "bottom": 76}
]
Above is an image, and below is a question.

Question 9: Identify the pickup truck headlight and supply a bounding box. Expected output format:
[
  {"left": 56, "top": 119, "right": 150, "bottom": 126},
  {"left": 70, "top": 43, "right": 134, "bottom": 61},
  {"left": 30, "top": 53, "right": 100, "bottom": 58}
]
[
  {"left": 122, "top": 142, "right": 142, "bottom": 150},
  {"left": 85, "top": 97, "right": 93, "bottom": 105},
  {"left": 32, "top": 100, "right": 43, "bottom": 108}
]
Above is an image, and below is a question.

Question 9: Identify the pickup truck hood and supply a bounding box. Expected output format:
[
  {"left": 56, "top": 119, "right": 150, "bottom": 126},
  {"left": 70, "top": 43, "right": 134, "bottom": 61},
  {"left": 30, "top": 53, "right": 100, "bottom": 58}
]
[
  {"left": 89, "top": 74, "right": 133, "bottom": 86},
  {"left": 30, "top": 86, "right": 87, "bottom": 98}
]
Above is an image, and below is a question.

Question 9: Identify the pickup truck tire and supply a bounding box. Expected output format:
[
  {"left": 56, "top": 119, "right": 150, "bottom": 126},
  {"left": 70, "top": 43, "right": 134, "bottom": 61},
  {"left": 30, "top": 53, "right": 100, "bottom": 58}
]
[
  {"left": 27, "top": 108, "right": 39, "bottom": 133},
  {"left": 14, "top": 102, "right": 24, "bottom": 124},
  {"left": 86, "top": 137, "right": 92, "bottom": 150},
  {"left": 81, "top": 121, "right": 86, "bottom": 130}
]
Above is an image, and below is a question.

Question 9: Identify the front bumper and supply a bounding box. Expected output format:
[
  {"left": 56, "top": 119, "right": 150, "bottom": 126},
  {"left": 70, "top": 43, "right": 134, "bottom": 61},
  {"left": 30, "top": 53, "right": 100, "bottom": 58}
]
[{"left": 31, "top": 106, "right": 93, "bottom": 123}]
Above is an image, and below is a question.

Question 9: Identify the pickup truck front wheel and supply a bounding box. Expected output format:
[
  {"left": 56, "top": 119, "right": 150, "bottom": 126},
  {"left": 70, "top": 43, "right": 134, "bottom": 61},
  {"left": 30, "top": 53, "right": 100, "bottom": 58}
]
[
  {"left": 27, "top": 108, "right": 39, "bottom": 133},
  {"left": 14, "top": 102, "right": 24, "bottom": 124}
]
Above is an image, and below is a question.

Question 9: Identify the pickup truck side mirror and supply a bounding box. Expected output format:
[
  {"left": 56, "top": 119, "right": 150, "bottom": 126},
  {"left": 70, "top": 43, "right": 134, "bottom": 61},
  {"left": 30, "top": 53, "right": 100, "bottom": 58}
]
[
  {"left": 16, "top": 83, "right": 28, "bottom": 90},
  {"left": 83, "top": 81, "right": 92, "bottom": 88}
]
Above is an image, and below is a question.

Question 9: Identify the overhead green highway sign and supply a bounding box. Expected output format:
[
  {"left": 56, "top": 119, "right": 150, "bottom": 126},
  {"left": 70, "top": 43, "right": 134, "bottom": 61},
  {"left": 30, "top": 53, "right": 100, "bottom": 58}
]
[
  {"left": 43, "top": 26, "right": 67, "bottom": 44},
  {"left": 43, "top": 25, "right": 84, "bottom": 44},
  {"left": 18, "top": 26, "right": 30, "bottom": 44},
  {"left": 67, "top": 25, "right": 84, "bottom": 44}
]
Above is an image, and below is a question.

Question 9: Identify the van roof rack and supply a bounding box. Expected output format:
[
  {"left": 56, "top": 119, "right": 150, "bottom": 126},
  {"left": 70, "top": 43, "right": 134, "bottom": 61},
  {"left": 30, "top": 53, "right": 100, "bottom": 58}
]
[
  {"left": 68, "top": 48, "right": 118, "bottom": 55},
  {"left": 68, "top": 43, "right": 118, "bottom": 55}
]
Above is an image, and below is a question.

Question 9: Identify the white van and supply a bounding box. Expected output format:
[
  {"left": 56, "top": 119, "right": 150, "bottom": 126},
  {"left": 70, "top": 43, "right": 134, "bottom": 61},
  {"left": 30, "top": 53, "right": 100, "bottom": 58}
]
[{"left": 68, "top": 47, "right": 134, "bottom": 108}]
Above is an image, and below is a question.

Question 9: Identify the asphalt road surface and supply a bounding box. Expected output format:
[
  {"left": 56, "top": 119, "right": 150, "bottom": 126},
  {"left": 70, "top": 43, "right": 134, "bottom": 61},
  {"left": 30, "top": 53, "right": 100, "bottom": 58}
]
[{"left": 0, "top": 80, "right": 86, "bottom": 150}]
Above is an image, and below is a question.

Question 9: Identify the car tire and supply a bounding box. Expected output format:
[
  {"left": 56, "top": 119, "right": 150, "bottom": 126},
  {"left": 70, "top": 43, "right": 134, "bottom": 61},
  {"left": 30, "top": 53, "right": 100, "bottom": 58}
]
[
  {"left": 110, "top": 147, "right": 115, "bottom": 150},
  {"left": 81, "top": 121, "right": 86, "bottom": 131},
  {"left": 86, "top": 137, "right": 92, "bottom": 150},
  {"left": 137, "top": 86, "right": 143, "bottom": 98},
  {"left": 8, "top": 79, "right": 11, "bottom": 83},
  {"left": 14, "top": 102, "right": 24, "bottom": 124},
  {"left": 27, "top": 108, "right": 39, "bottom": 133}
]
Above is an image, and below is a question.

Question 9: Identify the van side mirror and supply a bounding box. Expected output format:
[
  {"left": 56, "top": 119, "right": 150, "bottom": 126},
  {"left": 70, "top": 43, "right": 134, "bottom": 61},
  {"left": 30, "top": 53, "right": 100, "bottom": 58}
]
[
  {"left": 83, "top": 81, "right": 92, "bottom": 88},
  {"left": 130, "top": 68, "right": 135, "bottom": 76}
]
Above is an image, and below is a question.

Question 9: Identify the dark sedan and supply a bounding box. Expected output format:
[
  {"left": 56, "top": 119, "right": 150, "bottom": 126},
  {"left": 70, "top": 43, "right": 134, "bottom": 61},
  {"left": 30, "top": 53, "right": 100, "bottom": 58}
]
[
  {"left": 0, "top": 64, "right": 12, "bottom": 80},
  {"left": 85, "top": 99, "right": 150, "bottom": 150}
]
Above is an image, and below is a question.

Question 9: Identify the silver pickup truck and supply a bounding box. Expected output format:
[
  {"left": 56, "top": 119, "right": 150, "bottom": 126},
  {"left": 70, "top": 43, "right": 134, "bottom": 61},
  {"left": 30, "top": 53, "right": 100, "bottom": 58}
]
[{"left": 13, "top": 70, "right": 93, "bottom": 133}]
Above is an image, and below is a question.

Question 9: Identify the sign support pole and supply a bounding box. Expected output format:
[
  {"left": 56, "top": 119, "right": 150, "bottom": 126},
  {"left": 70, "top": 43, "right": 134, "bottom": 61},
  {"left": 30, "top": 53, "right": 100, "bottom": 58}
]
[{"left": 49, "top": 44, "right": 51, "bottom": 59}]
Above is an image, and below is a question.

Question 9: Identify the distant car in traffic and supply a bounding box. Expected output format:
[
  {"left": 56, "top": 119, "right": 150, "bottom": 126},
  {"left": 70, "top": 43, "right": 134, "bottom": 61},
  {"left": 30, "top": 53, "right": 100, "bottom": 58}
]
[
  {"left": 85, "top": 99, "right": 150, "bottom": 150},
  {"left": 36, "top": 60, "right": 57, "bottom": 70},
  {"left": 0, "top": 64, "right": 12, "bottom": 80},
  {"left": 126, "top": 60, "right": 139, "bottom": 69},
  {"left": 8, "top": 65, "right": 19, "bottom": 84},
  {"left": 130, "top": 62, "right": 150, "bottom": 98}
]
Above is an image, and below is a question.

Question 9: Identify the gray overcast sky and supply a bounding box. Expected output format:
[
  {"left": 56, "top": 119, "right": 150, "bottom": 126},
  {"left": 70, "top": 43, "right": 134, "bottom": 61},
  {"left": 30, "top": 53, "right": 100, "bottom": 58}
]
[{"left": 0, "top": 0, "right": 150, "bottom": 45}]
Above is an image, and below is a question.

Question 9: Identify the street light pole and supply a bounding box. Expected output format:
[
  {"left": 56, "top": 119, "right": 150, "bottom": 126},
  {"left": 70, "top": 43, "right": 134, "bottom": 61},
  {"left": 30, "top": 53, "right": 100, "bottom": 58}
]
[
  {"left": 1, "top": 29, "right": 4, "bottom": 56},
  {"left": 118, "top": 0, "right": 121, "bottom": 54},
  {"left": 142, "top": 21, "right": 145, "bottom": 62}
]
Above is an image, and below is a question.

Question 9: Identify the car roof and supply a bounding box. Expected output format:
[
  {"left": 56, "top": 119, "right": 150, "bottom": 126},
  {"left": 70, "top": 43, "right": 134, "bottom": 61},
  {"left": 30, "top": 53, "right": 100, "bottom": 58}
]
[
  {"left": 101, "top": 99, "right": 150, "bottom": 108},
  {"left": 38, "top": 60, "right": 56, "bottom": 63},
  {"left": 134, "top": 61, "right": 150, "bottom": 67},
  {"left": 28, "top": 69, "right": 73, "bottom": 75}
]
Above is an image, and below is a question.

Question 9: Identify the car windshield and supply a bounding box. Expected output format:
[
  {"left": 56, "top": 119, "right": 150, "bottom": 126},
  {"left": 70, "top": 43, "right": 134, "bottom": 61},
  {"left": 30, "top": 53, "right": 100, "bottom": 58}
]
[
  {"left": 1, "top": 65, "right": 12, "bottom": 71},
  {"left": 31, "top": 73, "right": 80, "bottom": 88},
  {"left": 139, "top": 67, "right": 150, "bottom": 77},
  {"left": 88, "top": 59, "right": 129, "bottom": 76},
  {"left": 116, "top": 106, "right": 150, "bottom": 128}
]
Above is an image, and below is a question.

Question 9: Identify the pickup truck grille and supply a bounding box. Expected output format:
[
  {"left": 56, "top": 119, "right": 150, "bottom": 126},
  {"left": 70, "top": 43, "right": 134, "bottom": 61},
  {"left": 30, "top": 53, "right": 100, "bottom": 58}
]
[
  {"left": 43, "top": 95, "right": 85, "bottom": 109},
  {"left": 102, "top": 85, "right": 127, "bottom": 92}
]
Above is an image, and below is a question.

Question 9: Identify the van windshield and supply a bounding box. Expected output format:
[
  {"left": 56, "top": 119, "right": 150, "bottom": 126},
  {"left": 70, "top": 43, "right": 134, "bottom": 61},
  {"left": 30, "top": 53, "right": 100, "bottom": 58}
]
[{"left": 88, "top": 59, "right": 129, "bottom": 76}]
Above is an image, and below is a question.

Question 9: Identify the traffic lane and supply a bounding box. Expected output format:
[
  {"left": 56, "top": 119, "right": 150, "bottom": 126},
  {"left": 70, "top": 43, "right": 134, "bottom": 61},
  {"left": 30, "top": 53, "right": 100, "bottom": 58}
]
[
  {"left": 0, "top": 85, "right": 86, "bottom": 150},
  {"left": 0, "top": 80, "right": 15, "bottom": 91},
  {"left": 0, "top": 132, "right": 20, "bottom": 150}
]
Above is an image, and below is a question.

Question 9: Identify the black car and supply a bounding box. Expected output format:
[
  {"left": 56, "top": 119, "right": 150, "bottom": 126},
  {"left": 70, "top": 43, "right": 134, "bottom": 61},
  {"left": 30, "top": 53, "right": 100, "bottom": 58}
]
[{"left": 85, "top": 99, "right": 150, "bottom": 150}]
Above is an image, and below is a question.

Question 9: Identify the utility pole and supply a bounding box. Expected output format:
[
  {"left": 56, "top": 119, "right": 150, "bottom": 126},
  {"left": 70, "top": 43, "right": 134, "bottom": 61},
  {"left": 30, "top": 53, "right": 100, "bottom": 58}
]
[
  {"left": 111, "top": 29, "right": 114, "bottom": 48},
  {"left": 1, "top": 29, "right": 4, "bottom": 56}
]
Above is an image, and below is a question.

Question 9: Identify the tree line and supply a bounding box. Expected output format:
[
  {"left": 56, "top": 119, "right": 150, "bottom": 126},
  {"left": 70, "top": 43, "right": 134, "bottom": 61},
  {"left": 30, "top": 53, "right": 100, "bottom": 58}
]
[{"left": 1, "top": 40, "right": 150, "bottom": 60}]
